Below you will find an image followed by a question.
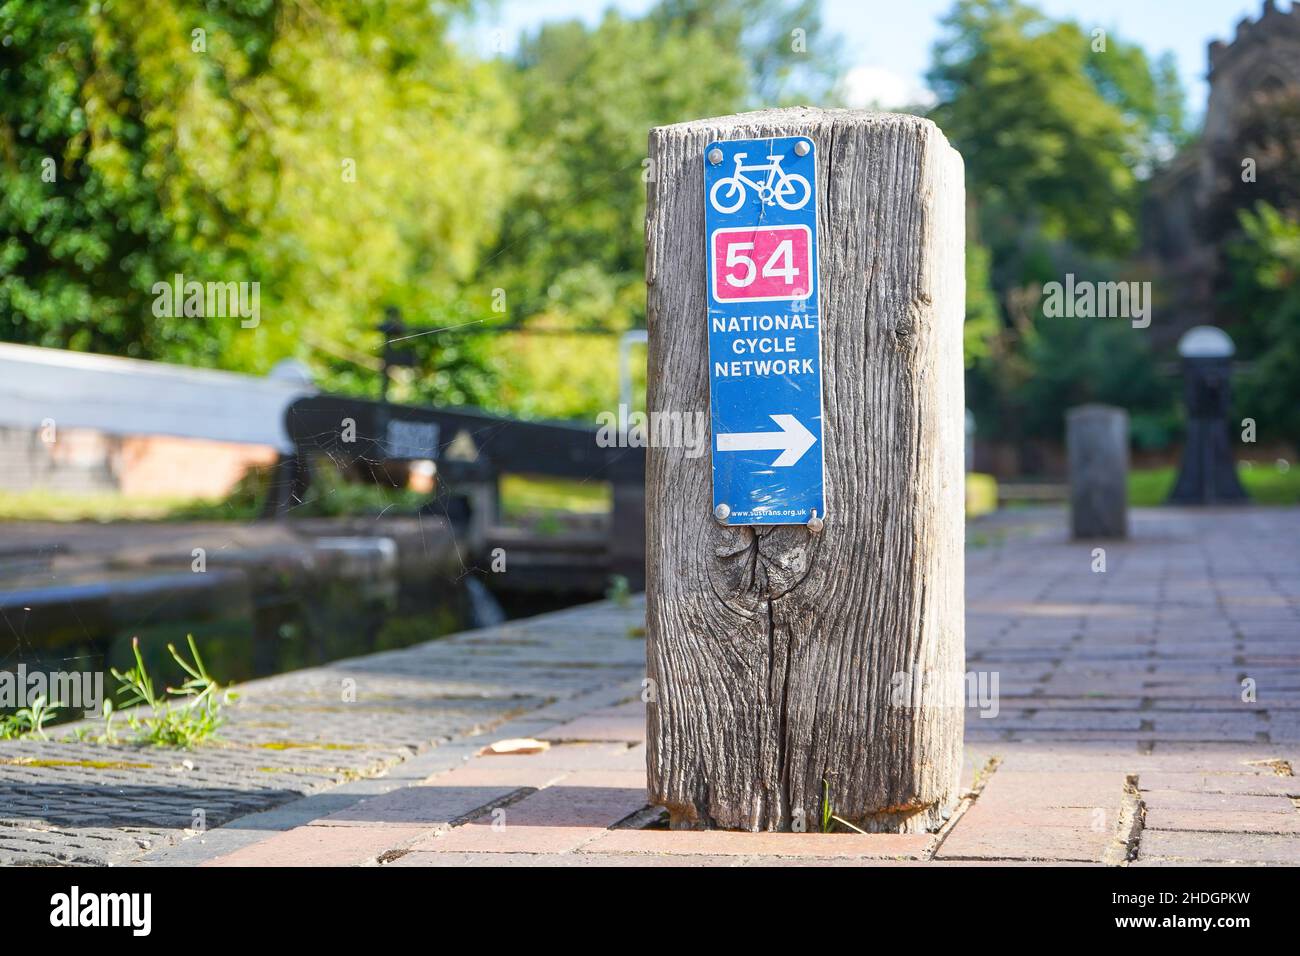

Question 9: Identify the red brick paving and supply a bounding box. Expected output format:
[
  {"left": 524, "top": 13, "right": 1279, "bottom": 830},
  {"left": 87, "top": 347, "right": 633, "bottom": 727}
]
[
  {"left": 581, "top": 829, "right": 931, "bottom": 859},
  {"left": 539, "top": 703, "right": 646, "bottom": 743},
  {"left": 420, "top": 764, "right": 568, "bottom": 789},
  {"left": 197, "top": 508, "right": 1300, "bottom": 867},
  {"left": 403, "top": 768, "right": 653, "bottom": 855},
  {"left": 1138, "top": 772, "right": 1300, "bottom": 796},
  {"left": 434, "top": 741, "right": 640, "bottom": 774},
  {"left": 203, "top": 825, "right": 427, "bottom": 867},
  {"left": 386, "top": 851, "right": 748, "bottom": 867},
  {"left": 1142, "top": 808, "right": 1300, "bottom": 834},
  {"left": 936, "top": 825, "right": 1117, "bottom": 862},
  {"left": 1137, "top": 788, "right": 1295, "bottom": 812},
  {"left": 1136, "top": 831, "right": 1300, "bottom": 864},
  {"left": 312, "top": 783, "right": 534, "bottom": 828},
  {"left": 412, "top": 823, "right": 609, "bottom": 855}
]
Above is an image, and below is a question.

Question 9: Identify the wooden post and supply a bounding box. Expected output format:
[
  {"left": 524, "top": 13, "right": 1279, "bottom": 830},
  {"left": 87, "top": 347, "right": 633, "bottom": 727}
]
[
  {"left": 1067, "top": 404, "right": 1129, "bottom": 539},
  {"left": 644, "top": 109, "right": 966, "bottom": 833}
]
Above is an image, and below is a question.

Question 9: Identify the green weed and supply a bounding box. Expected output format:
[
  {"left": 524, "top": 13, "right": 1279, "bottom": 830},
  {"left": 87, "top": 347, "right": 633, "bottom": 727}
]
[
  {"left": 606, "top": 574, "right": 631, "bottom": 608},
  {"left": 110, "top": 635, "right": 236, "bottom": 748},
  {"left": 0, "top": 693, "right": 59, "bottom": 740}
]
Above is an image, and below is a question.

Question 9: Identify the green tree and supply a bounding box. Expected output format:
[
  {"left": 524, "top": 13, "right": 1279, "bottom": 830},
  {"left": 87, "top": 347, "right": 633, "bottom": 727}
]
[
  {"left": 469, "top": 0, "right": 841, "bottom": 419},
  {"left": 1016, "top": 314, "right": 1174, "bottom": 446},
  {"left": 0, "top": 0, "right": 512, "bottom": 386},
  {"left": 1203, "top": 87, "right": 1300, "bottom": 322},
  {"left": 964, "top": 227, "right": 1000, "bottom": 368},
  {"left": 928, "top": 0, "right": 1184, "bottom": 456},
  {"left": 928, "top": 0, "right": 1175, "bottom": 256},
  {"left": 1226, "top": 203, "right": 1300, "bottom": 449},
  {"left": 1200, "top": 88, "right": 1300, "bottom": 451}
]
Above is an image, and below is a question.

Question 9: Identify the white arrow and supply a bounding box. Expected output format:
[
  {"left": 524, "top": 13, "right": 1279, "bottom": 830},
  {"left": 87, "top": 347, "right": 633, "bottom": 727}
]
[{"left": 716, "top": 414, "right": 816, "bottom": 467}]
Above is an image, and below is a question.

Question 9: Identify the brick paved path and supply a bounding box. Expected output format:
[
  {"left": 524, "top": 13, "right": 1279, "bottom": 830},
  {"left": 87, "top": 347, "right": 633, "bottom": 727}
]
[
  {"left": 3, "top": 508, "right": 1297, "bottom": 865},
  {"left": 952, "top": 506, "right": 1300, "bottom": 865}
]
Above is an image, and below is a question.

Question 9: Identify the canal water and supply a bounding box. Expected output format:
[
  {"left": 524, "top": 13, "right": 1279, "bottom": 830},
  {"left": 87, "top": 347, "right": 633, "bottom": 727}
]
[{"left": 0, "top": 533, "right": 595, "bottom": 728}]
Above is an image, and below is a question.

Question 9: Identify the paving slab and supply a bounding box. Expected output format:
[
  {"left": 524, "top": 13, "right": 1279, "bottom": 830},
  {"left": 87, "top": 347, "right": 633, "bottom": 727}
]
[
  {"left": 579, "top": 829, "right": 932, "bottom": 859},
  {"left": 384, "top": 851, "right": 747, "bottom": 867},
  {"left": 203, "top": 824, "right": 430, "bottom": 867},
  {"left": 1137, "top": 830, "right": 1300, "bottom": 864}
]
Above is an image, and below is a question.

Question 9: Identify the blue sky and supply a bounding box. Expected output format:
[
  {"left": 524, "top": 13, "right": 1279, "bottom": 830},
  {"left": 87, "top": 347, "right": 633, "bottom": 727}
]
[{"left": 467, "top": 0, "right": 1276, "bottom": 120}]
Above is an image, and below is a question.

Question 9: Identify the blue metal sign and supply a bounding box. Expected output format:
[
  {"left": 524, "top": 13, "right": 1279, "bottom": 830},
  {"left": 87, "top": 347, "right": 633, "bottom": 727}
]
[{"left": 704, "top": 135, "right": 824, "bottom": 526}]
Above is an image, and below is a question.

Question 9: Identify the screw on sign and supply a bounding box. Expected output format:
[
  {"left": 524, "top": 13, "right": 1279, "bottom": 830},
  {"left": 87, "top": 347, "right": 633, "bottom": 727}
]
[{"left": 704, "top": 135, "right": 824, "bottom": 528}]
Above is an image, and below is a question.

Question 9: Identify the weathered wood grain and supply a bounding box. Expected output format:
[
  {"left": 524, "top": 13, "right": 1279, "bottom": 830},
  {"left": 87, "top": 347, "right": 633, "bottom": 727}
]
[{"left": 644, "top": 108, "right": 965, "bottom": 833}]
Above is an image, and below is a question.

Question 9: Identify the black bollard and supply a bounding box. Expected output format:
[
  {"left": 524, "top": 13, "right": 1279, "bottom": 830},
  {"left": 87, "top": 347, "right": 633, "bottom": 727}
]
[{"left": 1167, "top": 326, "right": 1248, "bottom": 505}]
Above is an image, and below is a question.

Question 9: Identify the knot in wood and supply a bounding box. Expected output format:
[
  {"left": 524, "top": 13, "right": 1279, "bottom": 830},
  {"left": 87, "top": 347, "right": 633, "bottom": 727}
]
[{"left": 705, "top": 523, "right": 814, "bottom": 610}]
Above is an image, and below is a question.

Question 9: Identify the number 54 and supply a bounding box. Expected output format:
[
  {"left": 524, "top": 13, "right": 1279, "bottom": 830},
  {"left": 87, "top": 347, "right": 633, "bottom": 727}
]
[{"left": 725, "top": 239, "right": 800, "bottom": 288}]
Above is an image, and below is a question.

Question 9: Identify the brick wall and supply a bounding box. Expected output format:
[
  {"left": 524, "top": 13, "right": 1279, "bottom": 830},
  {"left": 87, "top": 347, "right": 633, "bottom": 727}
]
[{"left": 0, "top": 426, "right": 277, "bottom": 499}]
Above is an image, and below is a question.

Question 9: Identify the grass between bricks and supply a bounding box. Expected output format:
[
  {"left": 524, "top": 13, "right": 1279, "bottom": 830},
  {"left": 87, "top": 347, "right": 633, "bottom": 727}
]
[{"left": 3, "top": 635, "right": 235, "bottom": 747}]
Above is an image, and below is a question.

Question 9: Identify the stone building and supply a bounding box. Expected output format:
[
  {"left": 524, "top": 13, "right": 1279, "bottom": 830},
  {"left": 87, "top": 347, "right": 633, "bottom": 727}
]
[{"left": 1141, "top": 0, "right": 1300, "bottom": 347}]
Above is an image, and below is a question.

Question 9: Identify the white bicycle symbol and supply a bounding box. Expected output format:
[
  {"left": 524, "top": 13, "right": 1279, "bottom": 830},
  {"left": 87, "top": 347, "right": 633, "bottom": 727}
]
[{"left": 709, "top": 151, "right": 811, "bottom": 214}]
